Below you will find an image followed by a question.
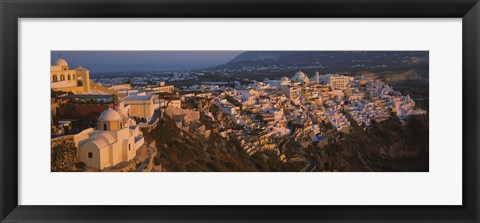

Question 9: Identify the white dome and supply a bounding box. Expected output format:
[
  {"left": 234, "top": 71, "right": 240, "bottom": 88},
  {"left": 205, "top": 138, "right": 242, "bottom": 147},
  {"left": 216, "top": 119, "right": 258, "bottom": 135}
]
[
  {"left": 292, "top": 71, "right": 309, "bottom": 83},
  {"left": 56, "top": 58, "right": 68, "bottom": 67},
  {"left": 295, "top": 71, "right": 306, "bottom": 78},
  {"left": 98, "top": 108, "right": 122, "bottom": 121}
]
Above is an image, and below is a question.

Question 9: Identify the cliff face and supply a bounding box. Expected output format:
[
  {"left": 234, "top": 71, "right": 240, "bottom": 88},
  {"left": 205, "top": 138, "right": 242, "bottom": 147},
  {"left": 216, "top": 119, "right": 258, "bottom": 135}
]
[
  {"left": 143, "top": 114, "right": 254, "bottom": 172},
  {"left": 144, "top": 108, "right": 428, "bottom": 172},
  {"left": 143, "top": 107, "right": 307, "bottom": 172},
  {"left": 361, "top": 70, "right": 422, "bottom": 82},
  {"left": 305, "top": 115, "right": 429, "bottom": 172},
  {"left": 51, "top": 137, "right": 77, "bottom": 171}
]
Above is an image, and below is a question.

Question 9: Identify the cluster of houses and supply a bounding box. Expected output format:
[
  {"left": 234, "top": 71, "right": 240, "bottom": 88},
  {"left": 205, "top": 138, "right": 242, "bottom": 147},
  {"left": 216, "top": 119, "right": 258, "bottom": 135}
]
[
  {"left": 345, "top": 79, "right": 426, "bottom": 127},
  {"left": 173, "top": 71, "right": 426, "bottom": 155}
]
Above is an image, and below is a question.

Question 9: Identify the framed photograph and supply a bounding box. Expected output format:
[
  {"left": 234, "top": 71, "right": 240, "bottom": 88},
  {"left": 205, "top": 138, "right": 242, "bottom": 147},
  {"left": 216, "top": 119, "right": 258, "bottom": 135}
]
[{"left": 1, "top": 0, "right": 479, "bottom": 222}]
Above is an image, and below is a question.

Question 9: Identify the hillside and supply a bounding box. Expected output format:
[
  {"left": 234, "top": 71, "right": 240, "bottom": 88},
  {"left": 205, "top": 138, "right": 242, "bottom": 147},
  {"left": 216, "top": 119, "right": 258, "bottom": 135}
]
[
  {"left": 303, "top": 114, "right": 429, "bottom": 172},
  {"left": 143, "top": 110, "right": 305, "bottom": 172},
  {"left": 229, "top": 51, "right": 296, "bottom": 62},
  {"left": 209, "top": 51, "right": 429, "bottom": 79},
  {"left": 143, "top": 106, "right": 428, "bottom": 172}
]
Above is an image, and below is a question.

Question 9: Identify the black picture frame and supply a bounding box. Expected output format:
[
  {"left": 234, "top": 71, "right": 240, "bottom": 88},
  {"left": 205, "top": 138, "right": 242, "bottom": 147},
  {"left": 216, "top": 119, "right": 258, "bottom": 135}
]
[{"left": 1, "top": 0, "right": 479, "bottom": 222}]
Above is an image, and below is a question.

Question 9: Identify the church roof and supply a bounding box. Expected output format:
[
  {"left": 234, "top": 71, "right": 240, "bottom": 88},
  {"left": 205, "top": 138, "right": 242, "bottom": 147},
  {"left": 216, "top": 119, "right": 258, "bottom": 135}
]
[
  {"left": 124, "top": 94, "right": 152, "bottom": 102},
  {"left": 83, "top": 132, "right": 117, "bottom": 149},
  {"left": 75, "top": 66, "right": 89, "bottom": 71},
  {"left": 91, "top": 132, "right": 117, "bottom": 144},
  {"left": 292, "top": 71, "right": 309, "bottom": 82},
  {"left": 294, "top": 71, "right": 306, "bottom": 78},
  {"left": 98, "top": 108, "right": 122, "bottom": 122},
  {"left": 84, "top": 138, "right": 108, "bottom": 149},
  {"left": 55, "top": 57, "right": 68, "bottom": 67}
]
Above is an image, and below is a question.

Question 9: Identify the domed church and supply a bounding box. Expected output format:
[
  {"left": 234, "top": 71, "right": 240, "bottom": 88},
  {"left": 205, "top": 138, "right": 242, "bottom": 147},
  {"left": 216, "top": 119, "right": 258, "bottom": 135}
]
[
  {"left": 75, "top": 108, "right": 145, "bottom": 170},
  {"left": 291, "top": 71, "right": 310, "bottom": 84},
  {"left": 50, "top": 57, "right": 91, "bottom": 94},
  {"left": 97, "top": 108, "right": 124, "bottom": 131}
]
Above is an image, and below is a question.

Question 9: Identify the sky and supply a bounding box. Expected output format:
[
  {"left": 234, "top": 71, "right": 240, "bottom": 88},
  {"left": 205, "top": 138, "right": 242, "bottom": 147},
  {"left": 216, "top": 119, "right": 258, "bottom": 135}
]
[{"left": 51, "top": 51, "right": 244, "bottom": 73}]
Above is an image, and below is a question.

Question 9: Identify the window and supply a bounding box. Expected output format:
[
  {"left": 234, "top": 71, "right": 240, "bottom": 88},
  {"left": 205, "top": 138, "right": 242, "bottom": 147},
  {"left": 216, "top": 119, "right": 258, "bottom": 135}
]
[
  {"left": 68, "top": 74, "right": 71, "bottom": 80},
  {"left": 120, "top": 122, "right": 122, "bottom": 129},
  {"left": 53, "top": 75, "right": 58, "bottom": 82},
  {"left": 73, "top": 74, "right": 76, "bottom": 80},
  {"left": 88, "top": 152, "right": 92, "bottom": 158},
  {"left": 103, "top": 123, "right": 107, "bottom": 131},
  {"left": 128, "top": 144, "right": 131, "bottom": 151},
  {"left": 60, "top": 75, "right": 65, "bottom": 81}
]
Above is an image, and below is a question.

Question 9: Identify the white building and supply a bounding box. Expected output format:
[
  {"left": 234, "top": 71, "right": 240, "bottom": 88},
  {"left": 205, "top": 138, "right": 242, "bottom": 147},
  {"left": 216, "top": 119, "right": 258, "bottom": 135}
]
[
  {"left": 311, "top": 72, "right": 321, "bottom": 83},
  {"left": 75, "top": 108, "right": 144, "bottom": 170},
  {"left": 281, "top": 85, "right": 300, "bottom": 99},
  {"left": 330, "top": 75, "right": 351, "bottom": 89},
  {"left": 215, "top": 99, "right": 238, "bottom": 115},
  {"left": 123, "top": 94, "right": 155, "bottom": 121},
  {"left": 264, "top": 77, "right": 291, "bottom": 87}
]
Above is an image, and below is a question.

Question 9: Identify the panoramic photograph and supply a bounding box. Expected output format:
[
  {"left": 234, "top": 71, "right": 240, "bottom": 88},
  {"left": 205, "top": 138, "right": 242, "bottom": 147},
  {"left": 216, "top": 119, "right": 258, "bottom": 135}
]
[{"left": 50, "top": 51, "right": 429, "bottom": 172}]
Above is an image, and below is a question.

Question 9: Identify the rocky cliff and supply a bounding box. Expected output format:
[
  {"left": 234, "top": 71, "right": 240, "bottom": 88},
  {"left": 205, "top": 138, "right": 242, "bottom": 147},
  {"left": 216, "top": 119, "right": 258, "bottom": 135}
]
[{"left": 143, "top": 108, "right": 428, "bottom": 172}]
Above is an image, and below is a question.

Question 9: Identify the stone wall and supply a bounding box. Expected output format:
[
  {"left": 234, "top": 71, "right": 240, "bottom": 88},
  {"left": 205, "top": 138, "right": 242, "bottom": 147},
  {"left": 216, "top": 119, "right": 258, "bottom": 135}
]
[{"left": 51, "top": 136, "right": 77, "bottom": 171}]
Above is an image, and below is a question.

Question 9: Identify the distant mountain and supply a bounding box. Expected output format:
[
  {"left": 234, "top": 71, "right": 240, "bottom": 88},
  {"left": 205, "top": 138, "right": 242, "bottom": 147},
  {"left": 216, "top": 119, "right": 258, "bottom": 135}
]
[
  {"left": 229, "top": 51, "right": 296, "bottom": 63},
  {"left": 209, "top": 51, "right": 429, "bottom": 78}
]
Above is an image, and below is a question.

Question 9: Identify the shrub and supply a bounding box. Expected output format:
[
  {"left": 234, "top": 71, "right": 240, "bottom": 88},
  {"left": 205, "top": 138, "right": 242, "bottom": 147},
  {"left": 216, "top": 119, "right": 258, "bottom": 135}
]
[{"left": 153, "top": 157, "right": 161, "bottom": 166}]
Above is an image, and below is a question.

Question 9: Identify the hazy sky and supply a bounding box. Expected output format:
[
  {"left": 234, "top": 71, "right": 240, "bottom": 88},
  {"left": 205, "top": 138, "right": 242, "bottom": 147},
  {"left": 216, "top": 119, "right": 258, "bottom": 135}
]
[{"left": 51, "top": 51, "right": 244, "bottom": 73}]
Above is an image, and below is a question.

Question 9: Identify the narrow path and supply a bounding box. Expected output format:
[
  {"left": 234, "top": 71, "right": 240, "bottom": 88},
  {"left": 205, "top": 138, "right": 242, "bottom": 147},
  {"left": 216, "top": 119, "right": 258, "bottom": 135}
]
[{"left": 301, "top": 159, "right": 316, "bottom": 172}]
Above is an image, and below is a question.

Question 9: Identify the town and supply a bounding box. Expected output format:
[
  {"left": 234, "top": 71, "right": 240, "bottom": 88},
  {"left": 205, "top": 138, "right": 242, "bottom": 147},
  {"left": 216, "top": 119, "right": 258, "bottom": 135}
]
[{"left": 51, "top": 57, "right": 427, "bottom": 172}]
